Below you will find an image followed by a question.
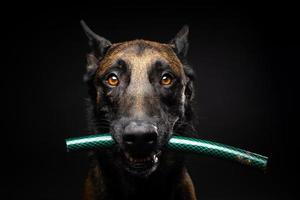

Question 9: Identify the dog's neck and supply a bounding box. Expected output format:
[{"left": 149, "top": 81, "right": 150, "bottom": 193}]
[{"left": 84, "top": 152, "right": 194, "bottom": 200}]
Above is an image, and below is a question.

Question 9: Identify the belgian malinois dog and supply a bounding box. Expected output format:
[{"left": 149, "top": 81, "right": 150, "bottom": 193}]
[{"left": 81, "top": 20, "right": 197, "bottom": 200}]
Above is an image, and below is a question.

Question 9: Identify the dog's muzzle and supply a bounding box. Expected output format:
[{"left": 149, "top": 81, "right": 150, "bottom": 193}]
[
  {"left": 120, "top": 120, "right": 161, "bottom": 176},
  {"left": 123, "top": 121, "right": 157, "bottom": 154}
]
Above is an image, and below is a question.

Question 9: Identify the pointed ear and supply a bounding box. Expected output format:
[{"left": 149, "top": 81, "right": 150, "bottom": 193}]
[
  {"left": 169, "top": 25, "right": 189, "bottom": 57},
  {"left": 80, "top": 20, "right": 112, "bottom": 59}
]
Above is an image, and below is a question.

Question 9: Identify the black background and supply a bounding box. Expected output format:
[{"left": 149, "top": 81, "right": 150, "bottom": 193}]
[{"left": 3, "top": 1, "right": 295, "bottom": 199}]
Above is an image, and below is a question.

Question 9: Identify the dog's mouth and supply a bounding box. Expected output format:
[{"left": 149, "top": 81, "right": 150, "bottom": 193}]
[{"left": 121, "top": 150, "right": 162, "bottom": 176}]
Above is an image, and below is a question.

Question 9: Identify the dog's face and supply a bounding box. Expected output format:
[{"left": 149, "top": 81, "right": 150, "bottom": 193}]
[{"left": 82, "top": 21, "right": 194, "bottom": 177}]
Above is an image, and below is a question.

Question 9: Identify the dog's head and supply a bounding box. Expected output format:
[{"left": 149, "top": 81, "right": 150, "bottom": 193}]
[{"left": 82, "top": 21, "right": 194, "bottom": 177}]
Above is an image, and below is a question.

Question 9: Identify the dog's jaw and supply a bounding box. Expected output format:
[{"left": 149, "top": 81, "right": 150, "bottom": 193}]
[{"left": 121, "top": 150, "right": 162, "bottom": 177}]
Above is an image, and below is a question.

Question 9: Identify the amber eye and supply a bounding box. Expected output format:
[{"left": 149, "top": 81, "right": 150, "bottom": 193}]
[
  {"left": 160, "top": 74, "right": 173, "bottom": 86},
  {"left": 106, "top": 74, "right": 119, "bottom": 87}
]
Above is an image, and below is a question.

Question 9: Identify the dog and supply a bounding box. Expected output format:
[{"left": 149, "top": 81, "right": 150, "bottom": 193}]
[{"left": 80, "top": 20, "right": 197, "bottom": 200}]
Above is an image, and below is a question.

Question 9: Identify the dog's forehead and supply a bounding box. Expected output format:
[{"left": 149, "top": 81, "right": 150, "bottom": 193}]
[{"left": 97, "top": 40, "right": 183, "bottom": 75}]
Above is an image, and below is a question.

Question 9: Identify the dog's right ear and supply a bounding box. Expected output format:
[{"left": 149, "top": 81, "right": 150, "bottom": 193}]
[
  {"left": 81, "top": 20, "right": 112, "bottom": 58},
  {"left": 81, "top": 20, "right": 112, "bottom": 82}
]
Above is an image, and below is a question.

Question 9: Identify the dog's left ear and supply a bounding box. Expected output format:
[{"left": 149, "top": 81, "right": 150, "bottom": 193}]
[
  {"left": 170, "top": 25, "right": 189, "bottom": 58},
  {"left": 183, "top": 65, "right": 194, "bottom": 101},
  {"left": 182, "top": 65, "right": 195, "bottom": 122}
]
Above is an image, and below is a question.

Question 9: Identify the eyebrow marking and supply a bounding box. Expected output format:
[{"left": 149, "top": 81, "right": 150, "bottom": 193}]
[
  {"left": 96, "top": 40, "right": 184, "bottom": 76},
  {"left": 152, "top": 59, "right": 173, "bottom": 71}
]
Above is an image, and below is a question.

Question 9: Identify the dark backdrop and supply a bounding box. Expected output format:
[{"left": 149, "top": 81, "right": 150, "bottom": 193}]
[{"left": 3, "top": 2, "right": 295, "bottom": 199}]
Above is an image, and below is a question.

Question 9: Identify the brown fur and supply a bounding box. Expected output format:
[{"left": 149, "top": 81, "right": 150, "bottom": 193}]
[
  {"left": 96, "top": 40, "right": 184, "bottom": 76},
  {"left": 83, "top": 165, "right": 106, "bottom": 200},
  {"left": 175, "top": 168, "right": 197, "bottom": 200}
]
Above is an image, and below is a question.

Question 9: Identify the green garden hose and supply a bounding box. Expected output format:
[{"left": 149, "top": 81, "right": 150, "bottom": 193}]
[{"left": 66, "top": 134, "right": 268, "bottom": 171}]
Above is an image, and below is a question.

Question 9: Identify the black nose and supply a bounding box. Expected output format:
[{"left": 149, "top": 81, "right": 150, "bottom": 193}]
[{"left": 123, "top": 121, "right": 158, "bottom": 153}]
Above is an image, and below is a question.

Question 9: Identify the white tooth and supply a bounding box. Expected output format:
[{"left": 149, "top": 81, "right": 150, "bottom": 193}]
[{"left": 153, "top": 154, "right": 158, "bottom": 163}]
